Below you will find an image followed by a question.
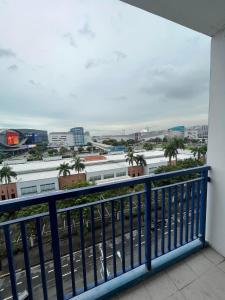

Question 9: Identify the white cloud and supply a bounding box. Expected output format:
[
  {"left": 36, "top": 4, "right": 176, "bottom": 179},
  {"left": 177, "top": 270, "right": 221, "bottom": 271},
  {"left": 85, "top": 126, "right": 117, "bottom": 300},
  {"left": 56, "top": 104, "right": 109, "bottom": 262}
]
[{"left": 0, "top": 0, "right": 210, "bottom": 134}]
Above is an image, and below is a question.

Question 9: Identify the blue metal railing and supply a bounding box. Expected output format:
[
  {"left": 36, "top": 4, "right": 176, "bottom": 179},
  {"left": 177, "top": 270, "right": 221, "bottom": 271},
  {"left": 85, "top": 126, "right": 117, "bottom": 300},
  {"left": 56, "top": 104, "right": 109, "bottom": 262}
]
[{"left": 0, "top": 166, "right": 209, "bottom": 300}]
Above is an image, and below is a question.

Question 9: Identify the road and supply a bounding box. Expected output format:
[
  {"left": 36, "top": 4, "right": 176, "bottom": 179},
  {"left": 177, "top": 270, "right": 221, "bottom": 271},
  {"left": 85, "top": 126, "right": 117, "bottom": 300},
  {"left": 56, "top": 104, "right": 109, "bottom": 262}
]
[{"left": 0, "top": 213, "right": 195, "bottom": 300}]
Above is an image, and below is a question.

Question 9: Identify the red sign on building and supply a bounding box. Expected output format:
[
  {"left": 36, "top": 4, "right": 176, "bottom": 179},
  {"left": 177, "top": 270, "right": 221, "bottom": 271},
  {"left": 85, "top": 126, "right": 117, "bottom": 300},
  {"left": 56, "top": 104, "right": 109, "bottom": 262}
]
[{"left": 6, "top": 131, "right": 19, "bottom": 145}]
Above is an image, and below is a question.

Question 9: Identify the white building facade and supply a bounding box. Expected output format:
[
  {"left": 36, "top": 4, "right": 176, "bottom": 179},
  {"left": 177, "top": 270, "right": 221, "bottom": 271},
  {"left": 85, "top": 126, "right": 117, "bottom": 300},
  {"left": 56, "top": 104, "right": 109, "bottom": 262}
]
[{"left": 49, "top": 132, "right": 75, "bottom": 148}]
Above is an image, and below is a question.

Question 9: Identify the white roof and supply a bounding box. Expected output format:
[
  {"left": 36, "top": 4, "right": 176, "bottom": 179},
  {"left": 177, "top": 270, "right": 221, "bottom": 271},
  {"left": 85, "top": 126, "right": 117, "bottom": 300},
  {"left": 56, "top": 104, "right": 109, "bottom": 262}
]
[
  {"left": 0, "top": 150, "right": 193, "bottom": 183},
  {"left": 85, "top": 162, "right": 127, "bottom": 173}
]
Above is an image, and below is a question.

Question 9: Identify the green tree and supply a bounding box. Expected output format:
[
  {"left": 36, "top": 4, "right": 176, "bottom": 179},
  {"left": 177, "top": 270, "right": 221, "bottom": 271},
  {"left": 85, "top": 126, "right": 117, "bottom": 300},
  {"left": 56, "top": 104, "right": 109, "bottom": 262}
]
[
  {"left": 143, "top": 142, "right": 153, "bottom": 151},
  {"left": 57, "top": 163, "right": 71, "bottom": 176},
  {"left": 200, "top": 145, "right": 207, "bottom": 162},
  {"left": 0, "top": 166, "right": 17, "bottom": 184},
  {"left": 163, "top": 142, "right": 178, "bottom": 165},
  {"left": 191, "top": 146, "right": 201, "bottom": 160},
  {"left": 59, "top": 146, "right": 67, "bottom": 155},
  {"left": 134, "top": 154, "right": 147, "bottom": 167},
  {"left": 126, "top": 149, "right": 135, "bottom": 166},
  {"left": 154, "top": 158, "right": 203, "bottom": 186},
  {"left": 86, "top": 146, "right": 92, "bottom": 153},
  {"left": 71, "top": 157, "right": 85, "bottom": 173},
  {"left": 191, "top": 145, "right": 207, "bottom": 162},
  {"left": 78, "top": 146, "right": 84, "bottom": 153},
  {"left": 48, "top": 148, "right": 58, "bottom": 156},
  {"left": 173, "top": 137, "right": 185, "bottom": 162}
]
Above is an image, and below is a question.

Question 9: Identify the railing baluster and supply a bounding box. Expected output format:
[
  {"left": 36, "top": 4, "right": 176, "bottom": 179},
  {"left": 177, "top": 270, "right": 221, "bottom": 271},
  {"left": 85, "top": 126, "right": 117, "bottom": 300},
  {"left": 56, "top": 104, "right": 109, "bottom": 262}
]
[
  {"left": 48, "top": 200, "right": 64, "bottom": 300},
  {"left": 4, "top": 225, "right": 18, "bottom": 300},
  {"left": 129, "top": 196, "right": 134, "bottom": 269},
  {"left": 161, "top": 188, "right": 165, "bottom": 255},
  {"left": 101, "top": 203, "right": 107, "bottom": 282},
  {"left": 137, "top": 194, "right": 142, "bottom": 265},
  {"left": 0, "top": 166, "right": 209, "bottom": 299},
  {"left": 185, "top": 183, "right": 190, "bottom": 243},
  {"left": 36, "top": 218, "right": 48, "bottom": 300},
  {"left": 90, "top": 206, "right": 98, "bottom": 285},
  {"left": 168, "top": 187, "right": 172, "bottom": 251},
  {"left": 20, "top": 221, "right": 33, "bottom": 300},
  {"left": 66, "top": 211, "right": 76, "bottom": 296},
  {"left": 196, "top": 180, "right": 201, "bottom": 237},
  {"left": 191, "top": 182, "right": 195, "bottom": 240},
  {"left": 120, "top": 199, "right": 125, "bottom": 273},
  {"left": 145, "top": 181, "right": 151, "bottom": 270},
  {"left": 154, "top": 190, "right": 158, "bottom": 258},
  {"left": 180, "top": 184, "right": 184, "bottom": 245},
  {"left": 79, "top": 207, "right": 87, "bottom": 291},
  {"left": 111, "top": 201, "right": 117, "bottom": 278},
  {"left": 200, "top": 170, "right": 208, "bottom": 245},
  {"left": 174, "top": 186, "right": 178, "bottom": 249}
]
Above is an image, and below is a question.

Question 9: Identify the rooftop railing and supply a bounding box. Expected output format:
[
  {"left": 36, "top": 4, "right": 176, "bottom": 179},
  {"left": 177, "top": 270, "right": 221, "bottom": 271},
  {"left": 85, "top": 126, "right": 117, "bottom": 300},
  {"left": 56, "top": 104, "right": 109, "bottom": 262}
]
[{"left": 0, "top": 165, "right": 209, "bottom": 300}]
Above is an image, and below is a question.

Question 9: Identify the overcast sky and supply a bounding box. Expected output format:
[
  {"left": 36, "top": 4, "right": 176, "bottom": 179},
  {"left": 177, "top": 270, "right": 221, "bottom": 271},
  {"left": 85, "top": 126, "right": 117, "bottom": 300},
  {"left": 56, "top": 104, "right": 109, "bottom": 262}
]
[{"left": 0, "top": 0, "right": 210, "bottom": 135}]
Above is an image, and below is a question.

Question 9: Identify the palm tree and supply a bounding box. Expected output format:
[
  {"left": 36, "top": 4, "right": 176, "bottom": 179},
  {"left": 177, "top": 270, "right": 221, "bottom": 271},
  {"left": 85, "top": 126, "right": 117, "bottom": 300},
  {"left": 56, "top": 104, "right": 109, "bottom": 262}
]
[
  {"left": 57, "top": 163, "right": 71, "bottom": 176},
  {"left": 200, "top": 145, "right": 207, "bottom": 162},
  {"left": 0, "top": 166, "right": 17, "bottom": 184},
  {"left": 134, "top": 155, "right": 147, "bottom": 167},
  {"left": 71, "top": 157, "right": 85, "bottom": 174},
  {"left": 126, "top": 149, "right": 135, "bottom": 166},
  {"left": 191, "top": 146, "right": 201, "bottom": 160},
  {"left": 173, "top": 137, "right": 185, "bottom": 162},
  {"left": 173, "top": 137, "right": 185, "bottom": 150},
  {"left": 163, "top": 142, "right": 178, "bottom": 165}
]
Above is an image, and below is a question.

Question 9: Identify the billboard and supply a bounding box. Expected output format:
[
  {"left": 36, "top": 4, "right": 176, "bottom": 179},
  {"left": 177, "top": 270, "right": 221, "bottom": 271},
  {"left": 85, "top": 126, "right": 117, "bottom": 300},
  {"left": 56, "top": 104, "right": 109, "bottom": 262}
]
[{"left": 6, "top": 131, "right": 19, "bottom": 145}]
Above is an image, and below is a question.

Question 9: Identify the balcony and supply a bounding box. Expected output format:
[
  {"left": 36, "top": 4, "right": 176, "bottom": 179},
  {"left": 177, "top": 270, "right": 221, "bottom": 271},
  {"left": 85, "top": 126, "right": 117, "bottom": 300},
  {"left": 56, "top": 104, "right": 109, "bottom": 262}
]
[
  {"left": 111, "top": 246, "right": 225, "bottom": 300},
  {"left": 0, "top": 166, "right": 210, "bottom": 299}
]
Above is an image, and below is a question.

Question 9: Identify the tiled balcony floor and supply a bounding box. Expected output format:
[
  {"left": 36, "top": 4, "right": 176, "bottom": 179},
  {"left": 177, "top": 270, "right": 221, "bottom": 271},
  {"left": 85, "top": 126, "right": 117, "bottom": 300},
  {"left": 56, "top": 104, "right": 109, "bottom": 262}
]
[{"left": 111, "top": 247, "right": 225, "bottom": 300}]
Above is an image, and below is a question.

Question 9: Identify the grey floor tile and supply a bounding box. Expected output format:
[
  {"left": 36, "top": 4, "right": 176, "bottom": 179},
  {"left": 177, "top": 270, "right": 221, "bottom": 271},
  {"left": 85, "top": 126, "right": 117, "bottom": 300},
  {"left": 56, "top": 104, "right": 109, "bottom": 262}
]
[
  {"left": 181, "top": 278, "right": 220, "bottom": 300},
  {"left": 166, "top": 261, "right": 197, "bottom": 290},
  {"left": 166, "top": 291, "right": 186, "bottom": 300},
  {"left": 185, "top": 252, "right": 215, "bottom": 276},
  {"left": 202, "top": 247, "right": 224, "bottom": 265},
  {"left": 218, "top": 260, "right": 225, "bottom": 273},
  {"left": 143, "top": 271, "right": 177, "bottom": 300},
  {"left": 198, "top": 266, "right": 225, "bottom": 299},
  {"left": 117, "top": 283, "right": 150, "bottom": 300}
]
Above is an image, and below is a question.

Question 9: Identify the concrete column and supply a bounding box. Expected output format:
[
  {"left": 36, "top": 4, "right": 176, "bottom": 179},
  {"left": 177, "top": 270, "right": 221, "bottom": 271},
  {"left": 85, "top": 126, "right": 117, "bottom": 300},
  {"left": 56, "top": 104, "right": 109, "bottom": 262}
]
[{"left": 206, "top": 29, "right": 225, "bottom": 256}]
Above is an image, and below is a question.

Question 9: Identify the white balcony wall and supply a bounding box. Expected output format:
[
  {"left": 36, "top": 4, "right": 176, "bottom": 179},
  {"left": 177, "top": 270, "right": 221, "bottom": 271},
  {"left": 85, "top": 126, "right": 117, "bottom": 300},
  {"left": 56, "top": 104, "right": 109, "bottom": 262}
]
[{"left": 206, "top": 28, "right": 225, "bottom": 256}]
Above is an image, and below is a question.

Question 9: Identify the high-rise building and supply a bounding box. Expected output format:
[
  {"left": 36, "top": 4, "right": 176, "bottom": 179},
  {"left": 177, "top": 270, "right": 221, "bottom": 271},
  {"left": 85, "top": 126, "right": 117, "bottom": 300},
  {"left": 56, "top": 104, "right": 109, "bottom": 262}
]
[
  {"left": 198, "top": 125, "right": 208, "bottom": 139},
  {"left": 70, "top": 127, "right": 85, "bottom": 146}
]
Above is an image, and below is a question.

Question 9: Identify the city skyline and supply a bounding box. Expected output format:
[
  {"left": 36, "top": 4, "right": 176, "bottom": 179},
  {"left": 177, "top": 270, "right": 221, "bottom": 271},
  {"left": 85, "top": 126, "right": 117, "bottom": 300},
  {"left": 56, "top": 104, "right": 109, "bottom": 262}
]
[{"left": 0, "top": 0, "right": 210, "bottom": 135}]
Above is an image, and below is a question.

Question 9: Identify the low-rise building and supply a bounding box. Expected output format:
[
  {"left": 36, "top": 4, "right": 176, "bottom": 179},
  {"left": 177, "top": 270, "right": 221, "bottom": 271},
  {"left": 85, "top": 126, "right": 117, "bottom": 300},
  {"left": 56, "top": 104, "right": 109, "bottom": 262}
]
[
  {"left": 0, "top": 150, "right": 193, "bottom": 199},
  {"left": 0, "top": 182, "right": 17, "bottom": 200},
  {"left": 49, "top": 132, "right": 74, "bottom": 148}
]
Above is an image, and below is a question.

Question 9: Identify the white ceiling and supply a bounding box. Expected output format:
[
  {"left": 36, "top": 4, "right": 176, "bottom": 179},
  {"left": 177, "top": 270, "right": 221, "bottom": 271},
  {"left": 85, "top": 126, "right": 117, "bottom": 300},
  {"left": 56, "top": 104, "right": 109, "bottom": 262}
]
[{"left": 121, "top": 0, "right": 225, "bottom": 37}]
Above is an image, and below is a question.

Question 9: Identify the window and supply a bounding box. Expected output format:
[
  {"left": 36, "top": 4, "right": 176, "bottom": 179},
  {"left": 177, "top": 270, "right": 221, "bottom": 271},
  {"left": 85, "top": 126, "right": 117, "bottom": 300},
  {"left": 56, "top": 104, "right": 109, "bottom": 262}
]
[
  {"left": 103, "top": 173, "right": 114, "bottom": 179},
  {"left": 11, "top": 193, "right": 16, "bottom": 198},
  {"left": 40, "top": 183, "right": 55, "bottom": 192},
  {"left": 89, "top": 175, "right": 101, "bottom": 181},
  {"left": 1, "top": 195, "right": 6, "bottom": 200},
  {"left": 21, "top": 186, "right": 37, "bottom": 196},
  {"left": 116, "top": 171, "right": 126, "bottom": 177}
]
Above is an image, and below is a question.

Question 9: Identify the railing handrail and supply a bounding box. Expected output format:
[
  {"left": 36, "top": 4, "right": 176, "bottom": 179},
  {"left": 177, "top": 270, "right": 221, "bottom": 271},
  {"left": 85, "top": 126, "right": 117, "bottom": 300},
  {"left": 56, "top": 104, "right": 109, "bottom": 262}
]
[
  {"left": 0, "top": 165, "right": 210, "bottom": 300},
  {"left": 0, "top": 175, "right": 205, "bottom": 227},
  {"left": 0, "top": 165, "right": 210, "bottom": 213}
]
